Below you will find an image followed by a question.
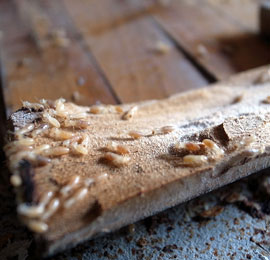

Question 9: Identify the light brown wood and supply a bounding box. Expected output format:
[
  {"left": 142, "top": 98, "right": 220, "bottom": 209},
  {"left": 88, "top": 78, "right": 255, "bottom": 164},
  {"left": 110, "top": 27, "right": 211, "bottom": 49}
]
[
  {"left": 1, "top": 0, "right": 267, "bottom": 113},
  {"left": 6, "top": 65, "right": 270, "bottom": 257},
  {"left": 0, "top": 0, "right": 117, "bottom": 115},
  {"left": 1, "top": 0, "right": 265, "bottom": 112},
  {"left": 63, "top": 0, "right": 208, "bottom": 103},
  {"left": 153, "top": 0, "right": 270, "bottom": 80},
  {"left": 206, "top": 0, "right": 259, "bottom": 31}
]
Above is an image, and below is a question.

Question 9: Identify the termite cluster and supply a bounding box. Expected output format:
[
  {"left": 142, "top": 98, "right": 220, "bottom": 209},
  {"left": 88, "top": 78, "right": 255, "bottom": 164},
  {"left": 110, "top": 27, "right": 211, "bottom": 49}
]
[
  {"left": 4, "top": 98, "right": 95, "bottom": 232},
  {"left": 173, "top": 139, "right": 224, "bottom": 167},
  {"left": 102, "top": 141, "right": 130, "bottom": 167},
  {"left": 17, "top": 175, "right": 94, "bottom": 233}
]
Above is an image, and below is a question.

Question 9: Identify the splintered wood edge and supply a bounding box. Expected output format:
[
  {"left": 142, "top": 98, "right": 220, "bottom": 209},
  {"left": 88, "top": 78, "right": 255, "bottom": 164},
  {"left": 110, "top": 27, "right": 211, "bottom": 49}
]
[{"left": 5, "top": 65, "right": 270, "bottom": 257}]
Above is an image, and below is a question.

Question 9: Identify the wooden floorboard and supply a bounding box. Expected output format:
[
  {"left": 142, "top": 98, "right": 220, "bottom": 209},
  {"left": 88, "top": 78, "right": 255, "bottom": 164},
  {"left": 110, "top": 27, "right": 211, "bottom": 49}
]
[
  {"left": 153, "top": 0, "right": 270, "bottom": 80},
  {"left": 0, "top": 0, "right": 117, "bottom": 115},
  {"left": 0, "top": 0, "right": 269, "bottom": 110},
  {"left": 63, "top": 0, "right": 209, "bottom": 103},
  {"left": 205, "top": 0, "right": 259, "bottom": 31}
]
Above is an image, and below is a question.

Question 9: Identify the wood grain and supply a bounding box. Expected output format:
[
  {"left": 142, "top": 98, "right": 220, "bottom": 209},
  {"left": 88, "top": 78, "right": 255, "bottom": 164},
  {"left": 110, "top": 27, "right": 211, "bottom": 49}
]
[
  {"left": 1, "top": 0, "right": 268, "bottom": 113},
  {"left": 63, "top": 0, "right": 208, "bottom": 103},
  {"left": 205, "top": 0, "right": 259, "bottom": 31},
  {"left": 0, "top": 0, "right": 117, "bottom": 115},
  {"left": 153, "top": 0, "right": 270, "bottom": 80}
]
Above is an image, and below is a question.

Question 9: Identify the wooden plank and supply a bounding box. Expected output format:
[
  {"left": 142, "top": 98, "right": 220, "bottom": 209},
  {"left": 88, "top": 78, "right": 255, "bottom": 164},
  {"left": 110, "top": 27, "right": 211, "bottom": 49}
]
[
  {"left": 63, "top": 0, "right": 156, "bottom": 36},
  {"left": 7, "top": 65, "right": 270, "bottom": 257},
  {"left": 153, "top": 0, "right": 270, "bottom": 80},
  {"left": 63, "top": 0, "right": 208, "bottom": 103},
  {"left": 206, "top": 0, "right": 259, "bottom": 31},
  {"left": 0, "top": 0, "right": 117, "bottom": 115}
]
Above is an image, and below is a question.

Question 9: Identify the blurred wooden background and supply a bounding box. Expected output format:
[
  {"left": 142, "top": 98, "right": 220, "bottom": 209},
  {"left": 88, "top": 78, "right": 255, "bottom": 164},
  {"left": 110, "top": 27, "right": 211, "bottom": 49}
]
[{"left": 0, "top": 0, "right": 269, "bottom": 117}]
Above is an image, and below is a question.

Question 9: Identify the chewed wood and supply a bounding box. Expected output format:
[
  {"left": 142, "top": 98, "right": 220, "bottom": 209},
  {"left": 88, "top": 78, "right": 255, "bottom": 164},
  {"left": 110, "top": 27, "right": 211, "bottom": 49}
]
[{"left": 5, "top": 66, "right": 270, "bottom": 256}]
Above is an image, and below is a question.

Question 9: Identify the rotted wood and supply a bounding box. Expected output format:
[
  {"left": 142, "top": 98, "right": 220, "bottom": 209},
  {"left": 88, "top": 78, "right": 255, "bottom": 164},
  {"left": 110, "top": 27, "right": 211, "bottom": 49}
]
[{"left": 5, "top": 65, "right": 270, "bottom": 257}]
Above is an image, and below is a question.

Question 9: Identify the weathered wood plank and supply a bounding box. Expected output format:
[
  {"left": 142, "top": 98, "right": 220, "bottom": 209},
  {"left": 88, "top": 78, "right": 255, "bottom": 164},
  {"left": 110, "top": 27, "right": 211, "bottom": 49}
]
[
  {"left": 153, "top": 0, "right": 270, "bottom": 80},
  {"left": 0, "top": 0, "right": 117, "bottom": 115},
  {"left": 63, "top": 0, "right": 208, "bottom": 103}
]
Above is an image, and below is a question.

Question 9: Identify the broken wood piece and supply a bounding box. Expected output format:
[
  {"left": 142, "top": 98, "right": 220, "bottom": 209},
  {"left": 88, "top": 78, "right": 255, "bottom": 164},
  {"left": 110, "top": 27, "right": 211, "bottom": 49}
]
[{"left": 5, "top": 77, "right": 270, "bottom": 257}]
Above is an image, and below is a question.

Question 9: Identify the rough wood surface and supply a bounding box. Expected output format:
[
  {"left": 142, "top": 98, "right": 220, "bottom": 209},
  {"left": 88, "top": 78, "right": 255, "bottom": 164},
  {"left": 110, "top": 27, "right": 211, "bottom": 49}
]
[{"left": 5, "top": 66, "right": 270, "bottom": 256}]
